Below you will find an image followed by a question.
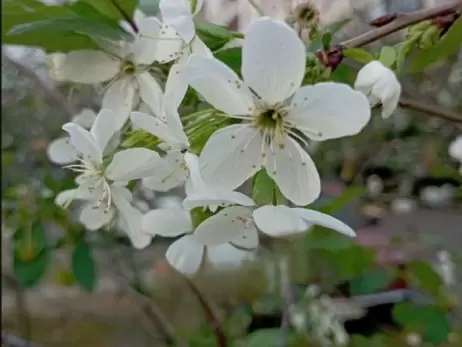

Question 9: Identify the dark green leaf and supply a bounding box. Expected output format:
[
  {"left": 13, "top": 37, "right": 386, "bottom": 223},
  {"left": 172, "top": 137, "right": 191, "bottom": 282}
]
[
  {"left": 314, "top": 185, "right": 365, "bottom": 214},
  {"left": 393, "top": 303, "right": 450, "bottom": 344},
  {"left": 330, "top": 64, "right": 355, "bottom": 85},
  {"left": 13, "top": 248, "right": 51, "bottom": 287},
  {"left": 408, "top": 260, "right": 442, "bottom": 296},
  {"left": 215, "top": 47, "right": 242, "bottom": 75},
  {"left": 72, "top": 239, "right": 96, "bottom": 291},
  {"left": 410, "top": 17, "right": 462, "bottom": 72},
  {"left": 343, "top": 48, "right": 375, "bottom": 64},
  {"left": 79, "top": 0, "right": 137, "bottom": 20},
  {"left": 252, "top": 170, "right": 275, "bottom": 206},
  {"left": 379, "top": 46, "right": 397, "bottom": 68},
  {"left": 321, "top": 31, "right": 332, "bottom": 49},
  {"left": 244, "top": 328, "right": 300, "bottom": 347},
  {"left": 195, "top": 21, "right": 233, "bottom": 51},
  {"left": 306, "top": 228, "right": 354, "bottom": 251},
  {"left": 350, "top": 268, "right": 394, "bottom": 295}
]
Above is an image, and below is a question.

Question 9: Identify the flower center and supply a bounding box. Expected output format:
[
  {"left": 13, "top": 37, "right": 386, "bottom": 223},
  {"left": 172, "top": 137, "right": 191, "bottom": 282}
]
[
  {"left": 256, "top": 108, "right": 285, "bottom": 131},
  {"left": 122, "top": 60, "right": 136, "bottom": 75}
]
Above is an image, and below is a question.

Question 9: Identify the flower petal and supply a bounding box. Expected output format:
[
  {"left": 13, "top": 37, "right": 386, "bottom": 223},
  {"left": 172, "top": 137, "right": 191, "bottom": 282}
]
[
  {"left": 112, "top": 186, "right": 152, "bottom": 249},
  {"left": 136, "top": 72, "right": 164, "bottom": 119},
  {"left": 164, "top": 53, "right": 189, "bottom": 116},
  {"left": 183, "top": 189, "right": 255, "bottom": 211},
  {"left": 183, "top": 54, "right": 255, "bottom": 116},
  {"left": 141, "top": 208, "right": 192, "bottom": 237},
  {"left": 165, "top": 235, "right": 204, "bottom": 275},
  {"left": 142, "top": 150, "right": 189, "bottom": 191},
  {"left": 200, "top": 124, "right": 263, "bottom": 191},
  {"left": 102, "top": 77, "right": 135, "bottom": 130},
  {"left": 253, "top": 205, "right": 307, "bottom": 237},
  {"left": 230, "top": 225, "right": 259, "bottom": 250},
  {"left": 159, "top": 0, "right": 195, "bottom": 43},
  {"left": 106, "top": 148, "right": 161, "bottom": 183},
  {"left": 293, "top": 208, "right": 356, "bottom": 237},
  {"left": 242, "top": 17, "right": 305, "bottom": 104},
  {"left": 62, "top": 122, "right": 102, "bottom": 164},
  {"left": 449, "top": 135, "right": 462, "bottom": 161},
  {"left": 287, "top": 82, "right": 371, "bottom": 141},
  {"left": 61, "top": 50, "right": 120, "bottom": 84},
  {"left": 47, "top": 137, "right": 77, "bottom": 164},
  {"left": 80, "top": 204, "right": 115, "bottom": 230},
  {"left": 207, "top": 243, "right": 256, "bottom": 270},
  {"left": 265, "top": 137, "right": 320, "bottom": 206},
  {"left": 90, "top": 109, "right": 119, "bottom": 153},
  {"left": 72, "top": 108, "right": 97, "bottom": 128},
  {"left": 194, "top": 206, "right": 254, "bottom": 245},
  {"left": 131, "top": 112, "right": 189, "bottom": 148}
]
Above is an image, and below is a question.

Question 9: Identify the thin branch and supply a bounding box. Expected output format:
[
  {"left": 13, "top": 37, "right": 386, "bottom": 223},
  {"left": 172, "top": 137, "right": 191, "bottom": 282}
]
[
  {"left": 183, "top": 277, "right": 228, "bottom": 347},
  {"left": 2, "top": 54, "right": 76, "bottom": 118},
  {"left": 399, "top": 96, "right": 462, "bottom": 124},
  {"left": 341, "top": 0, "right": 462, "bottom": 48},
  {"left": 111, "top": 0, "right": 138, "bottom": 33}
]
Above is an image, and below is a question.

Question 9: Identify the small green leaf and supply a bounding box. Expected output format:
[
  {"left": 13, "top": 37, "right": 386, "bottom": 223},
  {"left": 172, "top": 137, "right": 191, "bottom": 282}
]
[
  {"left": 244, "top": 328, "right": 300, "bottom": 347},
  {"left": 252, "top": 170, "right": 275, "bottom": 206},
  {"left": 410, "top": 17, "right": 462, "bottom": 72},
  {"left": 80, "top": 0, "right": 137, "bottom": 20},
  {"left": 408, "top": 260, "right": 442, "bottom": 296},
  {"left": 379, "top": 46, "right": 397, "bottom": 68},
  {"left": 321, "top": 31, "right": 332, "bottom": 49},
  {"left": 393, "top": 303, "right": 450, "bottom": 344},
  {"left": 195, "top": 21, "right": 233, "bottom": 50},
  {"left": 214, "top": 47, "right": 242, "bottom": 75},
  {"left": 14, "top": 248, "right": 51, "bottom": 288},
  {"left": 306, "top": 228, "right": 354, "bottom": 251},
  {"left": 315, "top": 185, "right": 365, "bottom": 215},
  {"left": 344, "top": 48, "right": 375, "bottom": 64},
  {"left": 350, "top": 268, "right": 394, "bottom": 295},
  {"left": 330, "top": 64, "right": 355, "bottom": 85},
  {"left": 326, "top": 244, "right": 375, "bottom": 277},
  {"left": 72, "top": 239, "right": 96, "bottom": 291}
]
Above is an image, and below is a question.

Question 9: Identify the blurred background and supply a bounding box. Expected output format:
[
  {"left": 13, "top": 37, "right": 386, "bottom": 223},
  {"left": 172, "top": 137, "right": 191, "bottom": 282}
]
[{"left": 2, "top": 0, "right": 462, "bottom": 346}]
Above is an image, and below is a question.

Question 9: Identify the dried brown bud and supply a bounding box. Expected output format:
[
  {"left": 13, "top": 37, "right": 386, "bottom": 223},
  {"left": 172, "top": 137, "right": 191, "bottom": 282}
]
[
  {"left": 316, "top": 45, "right": 344, "bottom": 71},
  {"left": 369, "top": 13, "right": 398, "bottom": 27},
  {"left": 432, "top": 11, "right": 460, "bottom": 36}
]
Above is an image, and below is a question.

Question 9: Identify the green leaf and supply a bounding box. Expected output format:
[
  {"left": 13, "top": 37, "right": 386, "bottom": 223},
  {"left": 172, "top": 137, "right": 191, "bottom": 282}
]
[
  {"left": 72, "top": 239, "right": 96, "bottom": 291},
  {"left": 410, "top": 17, "right": 462, "bottom": 72},
  {"left": 306, "top": 228, "right": 354, "bottom": 251},
  {"left": 350, "top": 268, "right": 394, "bottom": 295},
  {"left": 321, "top": 244, "right": 375, "bottom": 277},
  {"left": 306, "top": 18, "right": 351, "bottom": 52},
  {"left": 343, "top": 48, "right": 375, "bottom": 64},
  {"left": 408, "top": 260, "right": 442, "bottom": 296},
  {"left": 393, "top": 303, "right": 450, "bottom": 344},
  {"left": 330, "top": 64, "right": 355, "bottom": 85},
  {"left": 244, "top": 328, "right": 300, "bottom": 347},
  {"left": 315, "top": 185, "right": 365, "bottom": 215},
  {"left": 195, "top": 21, "right": 233, "bottom": 51},
  {"left": 252, "top": 170, "right": 275, "bottom": 206},
  {"left": 321, "top": 31, "right": 332, "bottom": 49},
  {"left": 215, "top": 47, "right": 242, "bottom": 75},
  {"left": 13, "top": 222, "right": 51, "bottom": 288},
  {"left": 79, "top": 0, "right": 137, "bottom": 20},
  {"left": 2, "top": 0, "right": 97, "bottom": 52},
  {"left": 379, "top": 46, "right": 397, "bottom": 68}
]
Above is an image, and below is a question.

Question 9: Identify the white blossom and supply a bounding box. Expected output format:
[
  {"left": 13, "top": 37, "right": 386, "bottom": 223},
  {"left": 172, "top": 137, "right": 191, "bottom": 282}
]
[
  {"left": 354, "top": 60, "right": 402, "bottom": 119},
  {"left": 182, "top": 17, "right": 370, "bottom": 205},
  {"left": 449, "top": 135, "right": 462, "bottom": 174},
  {"left": 47, "top": 108, "right": 97, "bottom": 165},
  {"left": 119, "top": 8, "right": 147, "bottom": 36}
]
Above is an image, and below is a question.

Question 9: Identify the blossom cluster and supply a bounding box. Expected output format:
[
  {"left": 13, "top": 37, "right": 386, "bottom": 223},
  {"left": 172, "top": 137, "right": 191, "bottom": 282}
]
[{"left": 46, "top": 0, "right": 404, "bottom": 276}]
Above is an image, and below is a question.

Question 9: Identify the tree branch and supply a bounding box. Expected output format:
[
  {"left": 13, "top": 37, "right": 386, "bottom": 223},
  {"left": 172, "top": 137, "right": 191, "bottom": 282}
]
[
  {"left": 341, "top": 0, "right": 462, "bottom": 48},
  {"left": 399, "top": 96, "right": 462, "bottom": 124}
]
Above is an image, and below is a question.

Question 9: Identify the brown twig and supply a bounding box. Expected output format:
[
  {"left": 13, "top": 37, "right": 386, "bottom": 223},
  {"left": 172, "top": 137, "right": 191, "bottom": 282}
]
[
  {"left": 111, "top": 0, "right": 138, "bottom": 33},
  {"left": 399, "top": 96, "right": 462, "bottom": 124},
  {"left": 2, "top": 54, "right": 76, "bottom": 118},
  {"left": 341, "top": 0, "right": 462, "bottom": 48},
  {"left": 183, "top": 277, "right": 228, "bottom": 347}
]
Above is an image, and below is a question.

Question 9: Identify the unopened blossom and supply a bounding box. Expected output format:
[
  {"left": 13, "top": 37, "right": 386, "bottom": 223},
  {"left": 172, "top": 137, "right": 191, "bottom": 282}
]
[
  {"left": 139, "top": 0, "right": 212, "bottom": 124},
  {"left": 449, "top": 135, "right": 462, "bottom": 174},
  {"left": 354, "top": 60, "right": 402, "bottom": 119},
  {"left": 57, "top": 109, "right": 160, "bottom": 248},
  {"left": 141, "top": 191, "right": 258, "bottom": 275},
  {"left": 47, "top": 108, "right": 97, "bottom": 165},
  {"left": 182, "top": 17, "right": 370, "bottom": 205},
  {"left": 59, "top": 31, "right": 165, "bottom": 129}
]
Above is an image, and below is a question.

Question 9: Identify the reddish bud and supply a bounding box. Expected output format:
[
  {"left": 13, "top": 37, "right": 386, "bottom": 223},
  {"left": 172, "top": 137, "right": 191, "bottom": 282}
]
[
  {"left": 316, "top": 44, "right": 344, "bottom": 70},
  {"left": 369, "top": 13, "right": 398, "bottom": 27}
]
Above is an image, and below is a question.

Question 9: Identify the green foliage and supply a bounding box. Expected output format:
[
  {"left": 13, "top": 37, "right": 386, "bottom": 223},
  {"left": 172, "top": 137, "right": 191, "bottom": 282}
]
[
  {"left": 328, "top": 244, "right": 375, "bottom": 278},
  {"left": 12, "top": 222, "right": 51, "bottom": 287},
  {"left": 378, "top": 46, "right": 397, "bottom": 68},
  {"left": 306, "top": 18, "right": 351, "bottom": 52},
  {"left": 343, "top": 48, "right": 375, "bottom": 64},
  {"left": 195, "top": 21, "right": 234, "bottom": 50},
  {"left": 72, "top": 239, "right": 96, "bottom": 291},
  {"left": 408, "top": 260, "right": 442, "bottom": 296},
  {"left": 350, "top": 268, "right": 394, "bottom": 295},
  {"left": 252, "top": 170, "right": 275, "bottom": 206},
  {"left": 215, "top": 47, "right": 242, "bottom": 76},
  {"left": 393, "top": 303, "right": 450, "bottom": 344},
  {"left": 314, "top": 185, "right": 365, "bottom": 215},
  {"left": 79, "top": 0, "right": 137, "bottom": 20},
  {"left": 239, "top": 328, "right": 301, "bottom": 347},
  {"left": 306, "top": 228, "right": 354, "bottom": 251},
  {"left": 410, "top": 17, "right": 462, "bottom": 72}
]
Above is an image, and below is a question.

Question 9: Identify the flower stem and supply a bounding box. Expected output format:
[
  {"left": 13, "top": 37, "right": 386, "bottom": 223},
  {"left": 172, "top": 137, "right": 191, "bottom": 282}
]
[{"left": 180, "top": 108, "right": 215, "bottom": 122}]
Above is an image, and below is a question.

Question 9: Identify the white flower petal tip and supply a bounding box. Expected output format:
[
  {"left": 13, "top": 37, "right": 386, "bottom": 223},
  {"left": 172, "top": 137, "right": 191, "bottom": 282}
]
[
  {"left": 159, "top": 0, "right": 198, "bottom": 43},
  {"left": 449, "top": 135, "right": 462, "bottom": 163},
  {"left": 252, "top": 205, "right": 307, "bottom": 237},
  {"left": 166, "top": 234, "right": 204, "bottom": 275},
  {"left": 293, "top": 208, "right": 357, "bottom": 237},
  {"left": 354, "top": 61, "right": 401, "bottom": 119},
  {"left": 183, "top": 189, "right": 255, "bottom": 211},
  {"left": 206, "top": 243, "right": 256, "bottom": 270},
  {"left": 141, "top": 208, "right": 192, "bottom": 237},
  {"left": 47, "top": 137, "right": 77, "bottom": 164}
]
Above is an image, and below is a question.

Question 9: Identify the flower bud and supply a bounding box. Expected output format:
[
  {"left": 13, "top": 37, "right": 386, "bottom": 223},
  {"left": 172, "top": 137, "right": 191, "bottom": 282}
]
[{"left": 315, "top": 45, "right": 344, "bottom": 71}]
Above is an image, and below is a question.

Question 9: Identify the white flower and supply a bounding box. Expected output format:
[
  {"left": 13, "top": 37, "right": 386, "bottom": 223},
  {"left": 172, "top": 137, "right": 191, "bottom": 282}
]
[
  {"left": 47, "top": 108, "right": 97, "bottom": 165},
  {"left": 449, "top": 135, "right": 462, "bottom": 174},
  {"left": 141, "top": 193, "right": 258, "bottom": 275},
  {"left": 182, "top": 17, "right": 370, "bottom": 205},
  {"left": 119, "top": 8, "right": 147, "bottom": 36},
  {"left": 138, "top": 0, "right": 212, "bottom": 126},
  {"left": 59, "top": 33, "right": 165, "bottom": 129},
  {"left": 59, "top": 109, "right": 159, "bottom": 223},
  {"left": 44, "top": 52, "right": 68, "bottom": 82},
  {"left": 436, "top": 250, "right": 456, "bottom": 287},
  {"left": 354, "top": 60, "right": 402, "bottom": 119}
]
